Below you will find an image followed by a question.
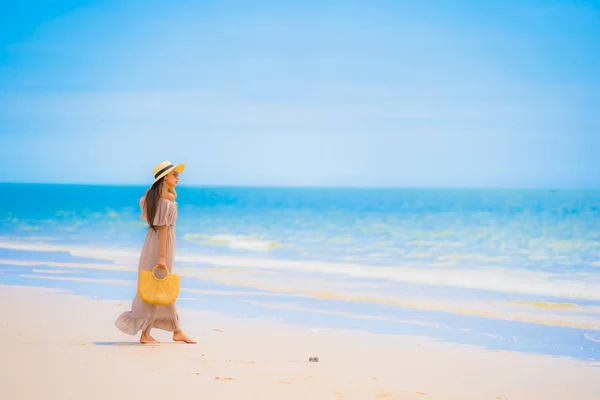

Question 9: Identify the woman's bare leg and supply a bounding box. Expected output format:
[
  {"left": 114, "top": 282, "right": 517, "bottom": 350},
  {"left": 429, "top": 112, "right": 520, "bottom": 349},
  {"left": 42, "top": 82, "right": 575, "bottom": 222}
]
[
  {"left": 140, "top": 329, "right": 159, "bottom": 344},
  {"left": 173, "top": 329, "right": 197, "bottom": 344}
]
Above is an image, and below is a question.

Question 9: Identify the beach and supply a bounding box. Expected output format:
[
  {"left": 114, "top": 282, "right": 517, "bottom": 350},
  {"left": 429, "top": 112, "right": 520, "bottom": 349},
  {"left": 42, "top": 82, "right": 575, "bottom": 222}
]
[
  {"left": 1, "top": 184, "right": 600, "bottom": 398},
  {"left": 2, "top": 283, "right": 599, "bottom": 400},
  {"left": 3, "top": 0, "right": 599, "bottom": 396}
]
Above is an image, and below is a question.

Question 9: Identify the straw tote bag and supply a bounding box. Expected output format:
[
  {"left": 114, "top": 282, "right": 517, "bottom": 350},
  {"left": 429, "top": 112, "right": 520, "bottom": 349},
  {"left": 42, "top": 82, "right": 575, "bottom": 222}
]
[{"left": 138, "top": 264, "right": 180, "bottom": 305}]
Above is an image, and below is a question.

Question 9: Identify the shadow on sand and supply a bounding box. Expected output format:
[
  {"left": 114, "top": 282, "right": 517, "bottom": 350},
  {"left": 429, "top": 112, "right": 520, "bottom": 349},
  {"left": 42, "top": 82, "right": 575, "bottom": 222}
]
[{"left": 93, "top": 341, "right": 183, "bottom": 346}]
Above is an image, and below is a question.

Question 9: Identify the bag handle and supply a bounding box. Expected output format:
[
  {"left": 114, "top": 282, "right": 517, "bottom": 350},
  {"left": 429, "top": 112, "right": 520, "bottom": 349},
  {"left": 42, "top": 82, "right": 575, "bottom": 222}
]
[{"left": 151, "top": 264, "right": 170, "bottom": 281}]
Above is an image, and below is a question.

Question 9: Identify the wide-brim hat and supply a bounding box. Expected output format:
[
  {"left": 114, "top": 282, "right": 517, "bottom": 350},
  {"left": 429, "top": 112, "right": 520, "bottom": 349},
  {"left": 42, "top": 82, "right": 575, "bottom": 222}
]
[{"left": 153, "top": 160, "right": 185, "bottom": 184}]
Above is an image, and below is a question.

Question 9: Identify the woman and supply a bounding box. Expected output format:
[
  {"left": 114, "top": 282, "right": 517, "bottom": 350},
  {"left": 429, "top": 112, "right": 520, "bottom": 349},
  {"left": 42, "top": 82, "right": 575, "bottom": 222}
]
[{"left": 115, "top": 160, "right": 196, "bottom": 345}]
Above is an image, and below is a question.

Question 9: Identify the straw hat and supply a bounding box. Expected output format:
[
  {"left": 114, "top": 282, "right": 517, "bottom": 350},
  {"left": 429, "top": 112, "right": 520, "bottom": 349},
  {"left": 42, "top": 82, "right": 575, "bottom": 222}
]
[{"left": 152, "top": 160, "right": 185, "bottom": 184}]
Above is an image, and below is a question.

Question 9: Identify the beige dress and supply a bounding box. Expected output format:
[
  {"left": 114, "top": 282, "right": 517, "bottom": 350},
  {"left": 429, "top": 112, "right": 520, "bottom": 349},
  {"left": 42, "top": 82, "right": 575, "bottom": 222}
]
[{"left": 115, "top": 197, "right": 181, "bottom": 334}]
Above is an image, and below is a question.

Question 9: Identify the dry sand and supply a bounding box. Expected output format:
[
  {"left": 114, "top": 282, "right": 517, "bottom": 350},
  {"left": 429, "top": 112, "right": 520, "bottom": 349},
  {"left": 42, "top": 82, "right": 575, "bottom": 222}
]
[{"left": 1, "top": 284, "right": 599, "bottom": 400}]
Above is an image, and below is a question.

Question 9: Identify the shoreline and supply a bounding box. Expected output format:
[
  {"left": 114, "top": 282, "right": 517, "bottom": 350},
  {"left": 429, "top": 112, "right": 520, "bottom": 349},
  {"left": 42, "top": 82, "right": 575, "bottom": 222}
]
[
  {"left": 1, "top": 283, "right": 600, "bottom": 400},
  {"left": 1, "top": 244, "right": 600, "bottom": 363},
  {"left": 2, "top": 238, "right": 600, "bottom": 304}
]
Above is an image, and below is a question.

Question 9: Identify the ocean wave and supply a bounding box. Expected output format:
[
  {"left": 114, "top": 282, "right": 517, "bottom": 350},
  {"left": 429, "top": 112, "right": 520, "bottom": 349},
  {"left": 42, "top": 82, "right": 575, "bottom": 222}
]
[
  {"left": 410, "top": 240, "right": 465, "bottom": 247},
  {"left": 438, "top": 253, "right": 506, "bottom": 262},
  {"left": 1, "top": 239, "right": 599, "bottom": 300},
  {"left": 183, "top": 234, "right": 284, "bottom": 251},
  {"left": 31, "top": 269, "right": 68, "bottom": 274},
  {"left": 584, "top": 332, "right": 600, "bottom": 343},
  {"left": 5, "top": 259, "right": 600, "bottom": 330},
  {"left": 19, "top": 274, "right": 134, "bottom": 286},
  {"left": 0, "top": 259, "right": 133, "bottom": 272},
  {"left": 428, "top": 261, "right": 458, "bottom": 267},
  {"left": 406, "top": 252, "right": 432, "bottom": 259}
]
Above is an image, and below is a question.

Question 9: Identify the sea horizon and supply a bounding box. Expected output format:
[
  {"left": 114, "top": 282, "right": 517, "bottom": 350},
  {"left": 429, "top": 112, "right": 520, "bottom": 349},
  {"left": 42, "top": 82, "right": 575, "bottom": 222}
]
[{"left": 2, "top": 181, "right": 600, "bottom": 191}]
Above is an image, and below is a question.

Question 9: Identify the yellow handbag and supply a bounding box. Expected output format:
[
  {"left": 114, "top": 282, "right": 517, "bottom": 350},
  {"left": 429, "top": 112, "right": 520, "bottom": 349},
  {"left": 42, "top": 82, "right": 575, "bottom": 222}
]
[{"left": 138, "top": 264, "right": 180, "bottom": 306}]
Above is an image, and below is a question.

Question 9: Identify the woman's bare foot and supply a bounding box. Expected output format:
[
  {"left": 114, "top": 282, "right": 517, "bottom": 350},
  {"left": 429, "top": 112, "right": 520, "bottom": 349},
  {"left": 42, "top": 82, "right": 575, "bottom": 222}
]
[
  {"left": 140, "top": 331, "right": 160, "bottom": 345},
  {"left": 173, "top": 330, "right": 197, "bottom": 344}
]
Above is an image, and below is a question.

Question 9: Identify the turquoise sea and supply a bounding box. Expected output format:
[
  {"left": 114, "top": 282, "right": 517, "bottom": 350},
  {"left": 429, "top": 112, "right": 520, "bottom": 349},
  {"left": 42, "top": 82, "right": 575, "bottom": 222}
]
[{"left": 1, "top": 183, "right": 599, "bottom": 361}]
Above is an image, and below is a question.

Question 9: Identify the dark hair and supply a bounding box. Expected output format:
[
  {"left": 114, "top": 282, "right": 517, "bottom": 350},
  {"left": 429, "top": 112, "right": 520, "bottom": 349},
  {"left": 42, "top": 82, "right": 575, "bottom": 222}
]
[{"left": 144, "top": 177, "right": 164, "bottom": 231}]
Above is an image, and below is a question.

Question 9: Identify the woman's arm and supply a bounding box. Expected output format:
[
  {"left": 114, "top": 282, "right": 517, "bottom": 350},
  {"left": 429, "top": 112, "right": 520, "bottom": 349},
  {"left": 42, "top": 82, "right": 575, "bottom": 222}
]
[{"left": 158, "top": 225, "right": 168, "bottom": 265}]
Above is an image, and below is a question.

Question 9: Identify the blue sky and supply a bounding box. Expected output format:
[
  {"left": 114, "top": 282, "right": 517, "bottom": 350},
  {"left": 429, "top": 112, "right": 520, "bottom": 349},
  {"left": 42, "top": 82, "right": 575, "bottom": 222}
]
[{"left": 1, "top": 0, "right": 599, "bottom": 187}]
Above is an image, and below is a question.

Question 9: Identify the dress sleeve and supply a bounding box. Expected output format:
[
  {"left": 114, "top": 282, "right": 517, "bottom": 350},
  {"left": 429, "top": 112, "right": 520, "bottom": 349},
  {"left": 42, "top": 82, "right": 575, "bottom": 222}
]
[{"left": 153, "top": 200, "right": 176, "bottom": 226}]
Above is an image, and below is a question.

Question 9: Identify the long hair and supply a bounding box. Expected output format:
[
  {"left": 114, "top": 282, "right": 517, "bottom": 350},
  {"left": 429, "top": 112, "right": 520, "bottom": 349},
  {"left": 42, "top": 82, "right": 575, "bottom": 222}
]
[{"left": 144, "top": 177, "right": 164, "bottom": 232}]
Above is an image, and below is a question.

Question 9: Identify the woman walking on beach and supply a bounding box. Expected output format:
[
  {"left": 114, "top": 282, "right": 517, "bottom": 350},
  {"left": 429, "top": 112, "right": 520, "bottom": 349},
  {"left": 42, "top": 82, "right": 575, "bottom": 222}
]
[{"left": 115, "top": 160, "right": 196, "bottom": 345}]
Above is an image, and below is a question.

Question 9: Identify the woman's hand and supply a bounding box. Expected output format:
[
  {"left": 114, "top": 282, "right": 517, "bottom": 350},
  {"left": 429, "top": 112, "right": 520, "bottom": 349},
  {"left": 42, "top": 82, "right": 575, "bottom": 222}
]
[{"left": 158, "top": 255, "right": 166, "bottom": 267}]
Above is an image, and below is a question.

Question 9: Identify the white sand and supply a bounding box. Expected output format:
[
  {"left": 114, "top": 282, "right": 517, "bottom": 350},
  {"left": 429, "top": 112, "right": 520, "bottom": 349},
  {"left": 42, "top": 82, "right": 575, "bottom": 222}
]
[{"left": 1, "top": 284, "right": 599, "bottom": 400}]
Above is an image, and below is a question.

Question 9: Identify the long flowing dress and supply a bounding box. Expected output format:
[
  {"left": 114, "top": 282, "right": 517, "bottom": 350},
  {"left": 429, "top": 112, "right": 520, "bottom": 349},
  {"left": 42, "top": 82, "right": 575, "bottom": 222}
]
[{"left": 115, "top": 197, "right": 181, "bottom": 334}]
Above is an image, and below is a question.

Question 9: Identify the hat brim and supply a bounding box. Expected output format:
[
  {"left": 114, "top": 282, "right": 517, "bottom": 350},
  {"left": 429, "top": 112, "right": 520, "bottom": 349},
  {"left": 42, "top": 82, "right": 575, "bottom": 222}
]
[{"left": 153, "top": 163, "right": 185, "bottom": 184}]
